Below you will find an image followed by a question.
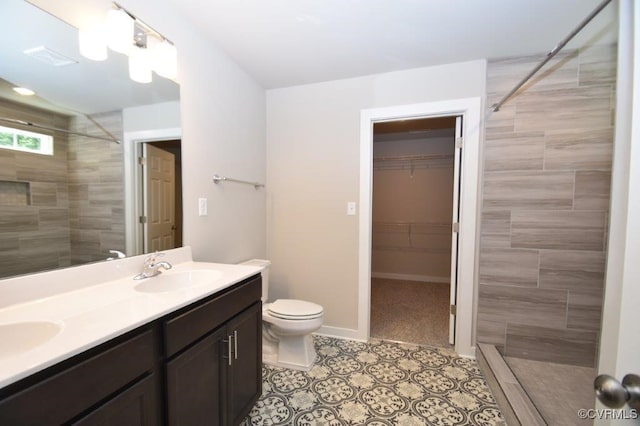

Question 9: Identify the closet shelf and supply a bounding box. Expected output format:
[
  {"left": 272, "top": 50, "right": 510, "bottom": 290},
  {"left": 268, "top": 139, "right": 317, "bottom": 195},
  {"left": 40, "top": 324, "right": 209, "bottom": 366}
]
[
  {"left": 373, "top": 154, "right": 454, "bottom": 171},
  {"left": 373, "top": 221, "right": 451, "bottom": 235},
  {"left": 372, "top": 245, "right": 450, "bottom": 254},
  {"left": 372, "top": 221, "right": 452, "bottom": 254}
]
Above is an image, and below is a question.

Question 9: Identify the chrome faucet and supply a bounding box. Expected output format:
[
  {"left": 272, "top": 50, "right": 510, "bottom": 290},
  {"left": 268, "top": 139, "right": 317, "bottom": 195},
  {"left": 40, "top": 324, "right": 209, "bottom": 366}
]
[
  {"left": 134, "top": 252, "right": 172, "bottom": 280},
  {"left": 106, "top": 250, "right": 126, "bottom": 260}
]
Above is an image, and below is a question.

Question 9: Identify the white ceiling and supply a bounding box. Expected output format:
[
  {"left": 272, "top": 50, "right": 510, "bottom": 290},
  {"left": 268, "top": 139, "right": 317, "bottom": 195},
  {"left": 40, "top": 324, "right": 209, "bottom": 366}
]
[
  {"left": 167, "top": 0, "right": 618, "bottom": 89},
  {"left": 0, "top": 0, "right": 618, "bottom": 116}
]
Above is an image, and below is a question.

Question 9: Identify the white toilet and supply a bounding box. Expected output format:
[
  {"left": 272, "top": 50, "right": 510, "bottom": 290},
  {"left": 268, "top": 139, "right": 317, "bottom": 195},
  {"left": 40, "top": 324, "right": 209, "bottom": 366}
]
[{"left": 240, "top": 259, "right": 323, "bottom": 371}]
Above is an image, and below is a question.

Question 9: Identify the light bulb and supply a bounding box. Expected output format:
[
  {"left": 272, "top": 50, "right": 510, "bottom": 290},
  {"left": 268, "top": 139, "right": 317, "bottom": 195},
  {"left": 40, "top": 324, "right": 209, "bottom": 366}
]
[
  {"left": 78, "top": 27, "right": 107, "bottom": 61},
  {"left": 106, "top": 8, "right": 134, "bottom": 54},
  {"left": 148, "top": 37, "right": 177, "bottom": 80},
  {"left": 129, "top": 46, "right": 152, "bottom": 83}
]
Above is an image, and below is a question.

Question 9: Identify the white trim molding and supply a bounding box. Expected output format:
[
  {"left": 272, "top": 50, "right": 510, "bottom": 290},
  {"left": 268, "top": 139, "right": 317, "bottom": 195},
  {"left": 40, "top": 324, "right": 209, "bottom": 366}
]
[
  {"left": 358, "top": 98, "right": 483, "bottom": 358},
  {"left": 315, "top": 326, "right": 366, "bottom": 342}
]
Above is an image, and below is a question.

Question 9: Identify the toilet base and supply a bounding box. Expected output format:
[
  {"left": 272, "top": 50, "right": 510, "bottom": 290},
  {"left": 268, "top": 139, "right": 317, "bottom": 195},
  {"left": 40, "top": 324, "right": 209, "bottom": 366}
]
[{"left": 262, "top": 333, "right": 317, "bottom": 371}]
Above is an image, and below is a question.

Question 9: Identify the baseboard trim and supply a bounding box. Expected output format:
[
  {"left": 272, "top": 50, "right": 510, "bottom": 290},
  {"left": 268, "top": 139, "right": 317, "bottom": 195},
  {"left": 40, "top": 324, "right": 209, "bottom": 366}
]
[
  {"left": 315, "top": 326, "right": 366, "bottom": 342},
  {"left": 371, "top": 272, "right": 450, "bottom": 283}
]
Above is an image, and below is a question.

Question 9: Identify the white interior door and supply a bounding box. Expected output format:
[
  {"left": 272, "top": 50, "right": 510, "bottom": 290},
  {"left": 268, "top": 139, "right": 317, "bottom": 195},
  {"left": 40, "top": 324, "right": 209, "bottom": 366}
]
[
  {"left": 448, "top": 115, "right": 463, "bottom": 345},
  {"left": 143, "top": 143, "right": 175, "bottom": 252}
]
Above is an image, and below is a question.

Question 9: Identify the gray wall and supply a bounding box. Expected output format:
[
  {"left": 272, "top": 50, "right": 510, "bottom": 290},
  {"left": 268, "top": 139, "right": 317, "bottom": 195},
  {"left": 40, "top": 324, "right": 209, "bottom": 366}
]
[{"left": 477, "top": 44, "right": 616, "bottom": 367}]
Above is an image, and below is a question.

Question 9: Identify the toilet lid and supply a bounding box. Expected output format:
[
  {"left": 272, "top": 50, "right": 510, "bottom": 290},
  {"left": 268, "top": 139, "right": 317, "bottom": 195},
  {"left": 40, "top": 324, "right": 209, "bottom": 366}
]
[{"left": 267, "top": 299, "right": 323, "bottom": 320}]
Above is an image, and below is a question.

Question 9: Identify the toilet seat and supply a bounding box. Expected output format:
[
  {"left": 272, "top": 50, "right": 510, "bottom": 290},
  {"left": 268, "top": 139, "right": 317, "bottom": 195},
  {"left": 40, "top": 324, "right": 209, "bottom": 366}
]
[{"left": 267, "top": 299, "right": 323, "bottom": 320}]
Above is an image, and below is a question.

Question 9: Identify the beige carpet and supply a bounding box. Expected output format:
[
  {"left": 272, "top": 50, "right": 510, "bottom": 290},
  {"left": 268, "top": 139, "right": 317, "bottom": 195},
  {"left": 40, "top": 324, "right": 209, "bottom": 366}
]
[{"left": 371, "top": 278, "right": 451, "bottom": 348}]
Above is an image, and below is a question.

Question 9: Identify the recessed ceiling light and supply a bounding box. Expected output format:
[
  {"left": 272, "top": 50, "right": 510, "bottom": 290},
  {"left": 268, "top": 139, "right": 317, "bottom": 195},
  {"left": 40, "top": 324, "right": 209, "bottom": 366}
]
[{"left": 13, "top": 87, "right": 36, "bottom": 96}]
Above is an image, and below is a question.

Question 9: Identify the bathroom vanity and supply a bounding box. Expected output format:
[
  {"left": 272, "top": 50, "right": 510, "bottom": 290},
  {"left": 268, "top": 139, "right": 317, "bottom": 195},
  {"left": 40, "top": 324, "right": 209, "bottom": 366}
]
[{"left": 0, "top": 247, "right": 262, "bottom": 425}]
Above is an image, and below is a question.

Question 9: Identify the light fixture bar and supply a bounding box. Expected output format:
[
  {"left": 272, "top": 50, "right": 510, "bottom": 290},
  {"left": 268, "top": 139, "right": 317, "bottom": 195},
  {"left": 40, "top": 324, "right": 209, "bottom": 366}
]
[{"left": 112, "top": 2, "right": 175, "bottom": 46}]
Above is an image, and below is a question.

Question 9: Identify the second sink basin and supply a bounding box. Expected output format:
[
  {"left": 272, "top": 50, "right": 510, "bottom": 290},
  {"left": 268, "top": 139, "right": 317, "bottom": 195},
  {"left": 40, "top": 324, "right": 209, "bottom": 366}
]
[
  {"left": 0, "top": 321, "right": 62, "bottom": 359},
  {"left": 134, "top": 269, "right": 223, "bottom": 293}
]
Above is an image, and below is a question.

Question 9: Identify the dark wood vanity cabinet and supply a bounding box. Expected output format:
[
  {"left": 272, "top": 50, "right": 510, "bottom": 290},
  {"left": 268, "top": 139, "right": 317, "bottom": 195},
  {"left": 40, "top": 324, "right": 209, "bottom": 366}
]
[
  {"left": 0, "top": 326, "right": 161, "bottom": 426},
  {"left": 0, "top": 274, "right": 262, "bottom": 426},
  {"left": 164, "top": 275, "right": 262, "bottom": 426}
]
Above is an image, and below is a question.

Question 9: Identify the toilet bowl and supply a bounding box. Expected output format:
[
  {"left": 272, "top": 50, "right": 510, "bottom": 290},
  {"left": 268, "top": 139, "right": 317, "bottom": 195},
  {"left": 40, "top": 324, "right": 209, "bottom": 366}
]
[{"left": 240, "top": 260, "right": 324, "bottom": 371}]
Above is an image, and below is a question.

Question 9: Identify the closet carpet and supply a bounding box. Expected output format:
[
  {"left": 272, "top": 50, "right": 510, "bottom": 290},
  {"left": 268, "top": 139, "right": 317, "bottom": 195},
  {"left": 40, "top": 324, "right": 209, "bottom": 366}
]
[
  {"left": 243, "top": 336, "right": 504, "bottom": 425},
  {"left": 371, "top": 278, "right": 451, "bottom": 348}
]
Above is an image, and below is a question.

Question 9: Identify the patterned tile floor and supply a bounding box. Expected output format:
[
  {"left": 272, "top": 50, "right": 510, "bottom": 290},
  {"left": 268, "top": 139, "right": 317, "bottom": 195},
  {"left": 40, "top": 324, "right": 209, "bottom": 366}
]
[{"left": 242, "top": 336, "right": 505, "bottom": 425}]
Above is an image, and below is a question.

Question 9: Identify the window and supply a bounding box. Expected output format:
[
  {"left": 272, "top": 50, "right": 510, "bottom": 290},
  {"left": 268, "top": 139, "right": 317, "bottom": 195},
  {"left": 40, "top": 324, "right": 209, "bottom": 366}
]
[{"left": 0, "top": 125, "right": 53, "bottom": 155}]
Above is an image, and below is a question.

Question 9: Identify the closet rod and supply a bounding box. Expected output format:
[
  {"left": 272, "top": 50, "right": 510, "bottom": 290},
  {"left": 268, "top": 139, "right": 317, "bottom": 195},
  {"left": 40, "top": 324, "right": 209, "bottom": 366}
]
[
  {"left": 0, "top": 117, "right": 121, "bottom": 144},
  {"left": 491, "top": 0, "right": 613, "bottom": 112},
  {"left": 212, "top": 174, "right": 264, "bottom": 189}
]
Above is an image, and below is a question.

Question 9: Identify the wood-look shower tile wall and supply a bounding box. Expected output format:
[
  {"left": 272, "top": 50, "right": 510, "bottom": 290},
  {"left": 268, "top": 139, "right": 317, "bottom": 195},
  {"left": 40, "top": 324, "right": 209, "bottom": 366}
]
[
  {"left": 477, "top": 44, "right": 616, "bottom": 367},
  {"left": 0, "top": 99, "right": 124, "bottom": 278},
  {"left": 67, "top": 112, "right": 124, "bottom": 265}
]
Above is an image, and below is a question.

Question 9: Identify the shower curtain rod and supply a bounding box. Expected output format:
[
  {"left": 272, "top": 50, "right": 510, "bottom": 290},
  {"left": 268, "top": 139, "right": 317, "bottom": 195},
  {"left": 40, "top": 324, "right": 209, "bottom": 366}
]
[
  {"left": 0, "top": 117, "right": 121, "bottom": 144},
  {"left": 491, "top": 0, "right": 613, "bottom": 112}
]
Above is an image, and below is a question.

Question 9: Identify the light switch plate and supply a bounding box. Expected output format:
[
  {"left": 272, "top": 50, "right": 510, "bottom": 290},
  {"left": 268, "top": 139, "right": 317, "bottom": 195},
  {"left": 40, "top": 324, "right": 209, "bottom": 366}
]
[
  {"left": 198, "top": 198, "right": 208, "bottom": 216},
  {"left": 347, "top": 201, "right": 357, "bottom": 215}
]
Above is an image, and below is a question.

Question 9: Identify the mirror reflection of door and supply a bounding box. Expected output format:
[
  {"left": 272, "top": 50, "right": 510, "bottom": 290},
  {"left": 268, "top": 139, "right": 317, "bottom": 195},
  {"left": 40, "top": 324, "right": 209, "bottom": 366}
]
[{"left": 142, "top": 141, "right": 182, "bottom": 252}]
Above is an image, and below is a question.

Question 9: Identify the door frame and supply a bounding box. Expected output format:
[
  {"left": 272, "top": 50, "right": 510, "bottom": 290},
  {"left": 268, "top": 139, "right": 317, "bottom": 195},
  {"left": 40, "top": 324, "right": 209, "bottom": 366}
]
[
  {"left": 142, "top": 143, "right": 177, "bottom": 253},
  {"left": 124, "top": 127, "right": 182, "bottom": 256},
  {"left": 358, "top": 98, "right": 482, "bottom": 358},
  {"left": 596, "top": 1, "right": 640, "bottom": 422}
]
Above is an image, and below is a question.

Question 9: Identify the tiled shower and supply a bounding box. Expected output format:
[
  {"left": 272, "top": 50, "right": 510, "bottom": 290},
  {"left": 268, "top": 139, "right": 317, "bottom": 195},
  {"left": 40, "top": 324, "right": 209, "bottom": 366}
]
[
  {"left": 477, "top": 43, "right": 616, "bottom": 420},
  {"left": 0, "top": 100, "right": 124, "bottom": 277}
]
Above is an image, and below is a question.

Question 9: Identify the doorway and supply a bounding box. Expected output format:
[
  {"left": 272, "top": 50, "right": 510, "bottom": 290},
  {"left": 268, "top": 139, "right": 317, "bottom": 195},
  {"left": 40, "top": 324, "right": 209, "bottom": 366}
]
[
  {"left": 370, "top": 116, "right": 459, "bottom": 348},
  {"left": 358, "top": 98, "right": 482, "bottom": 357},
  {"left": 141, "top": 140, "right": 183, "bottom": 252},
  {"left": 123, "top": 127, "right": 183, "bottom": 257}
]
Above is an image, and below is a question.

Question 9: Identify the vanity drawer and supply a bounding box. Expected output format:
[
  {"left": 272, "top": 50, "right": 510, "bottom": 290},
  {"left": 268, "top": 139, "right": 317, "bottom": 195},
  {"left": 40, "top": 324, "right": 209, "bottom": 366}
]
[
  {"left": 0, "top": 327, "right": 158, "bottom": 425},
  {"left": 164, "top": 275, "right": 261, "bottom": 357}
]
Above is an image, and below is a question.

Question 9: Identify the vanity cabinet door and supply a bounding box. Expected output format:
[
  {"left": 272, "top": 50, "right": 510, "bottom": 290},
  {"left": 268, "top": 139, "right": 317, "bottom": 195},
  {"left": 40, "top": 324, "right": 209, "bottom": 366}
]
[
  {"left": 72, "top": 374, "right": 159, "bottom": 426},
  {"left": 166, "top": 327, "right": 226, "bottom": 426},
  {"left": 226, "top": 302, "right": 262, "bottom": 426},
  {"left": 0, "top": 328, "right": 158, "bottom": 426}
]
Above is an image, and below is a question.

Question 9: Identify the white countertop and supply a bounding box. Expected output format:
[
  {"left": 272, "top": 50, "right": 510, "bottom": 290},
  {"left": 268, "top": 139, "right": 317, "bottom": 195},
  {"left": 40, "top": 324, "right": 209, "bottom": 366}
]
[{"left": 0, "top": 247, "right": 262, "bottom": 389}]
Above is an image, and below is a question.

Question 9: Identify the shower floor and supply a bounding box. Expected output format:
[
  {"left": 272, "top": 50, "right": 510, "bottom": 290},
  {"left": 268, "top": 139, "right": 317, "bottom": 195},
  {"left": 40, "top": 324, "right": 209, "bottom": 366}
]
[
  {"left": 505, "top": 356, "right": 596, "bottom": 426},
  {"left": 370, "top": 278, "right": 451, "bottom": 347}
]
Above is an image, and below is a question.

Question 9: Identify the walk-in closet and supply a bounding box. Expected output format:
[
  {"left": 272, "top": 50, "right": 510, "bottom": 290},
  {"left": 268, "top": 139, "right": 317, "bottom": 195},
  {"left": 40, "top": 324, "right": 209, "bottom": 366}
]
[{"left": 370, "top": 116, "right": 457, "bottom": 348}]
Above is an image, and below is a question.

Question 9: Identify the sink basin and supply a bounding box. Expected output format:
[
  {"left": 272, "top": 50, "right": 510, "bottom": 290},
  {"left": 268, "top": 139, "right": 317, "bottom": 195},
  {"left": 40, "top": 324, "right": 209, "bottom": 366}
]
[
  {"left": 134, "top": 269, "right": 223, "bottom": 293},
  {"left": 0, "top": 321, "right": 62, "bottom": 358}
]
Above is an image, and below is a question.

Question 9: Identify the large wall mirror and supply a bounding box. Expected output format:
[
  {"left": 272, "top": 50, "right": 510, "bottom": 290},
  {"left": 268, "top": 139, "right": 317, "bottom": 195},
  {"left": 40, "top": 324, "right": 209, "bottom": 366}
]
[{"left": 0, "top": 0, "right": 181, "bottom": 279}]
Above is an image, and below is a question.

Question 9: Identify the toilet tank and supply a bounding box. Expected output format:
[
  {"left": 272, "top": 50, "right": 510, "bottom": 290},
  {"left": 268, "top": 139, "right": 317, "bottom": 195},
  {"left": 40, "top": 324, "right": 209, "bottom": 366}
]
[{"left": 239, "top": 259, "right": 271, "bottom": 303}]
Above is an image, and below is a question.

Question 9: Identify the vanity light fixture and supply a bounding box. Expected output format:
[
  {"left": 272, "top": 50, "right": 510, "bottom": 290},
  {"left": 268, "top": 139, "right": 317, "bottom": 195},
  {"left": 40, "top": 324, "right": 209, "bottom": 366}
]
[{"left": 78, "top": 2, "right": 177, "bottom": 83}]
